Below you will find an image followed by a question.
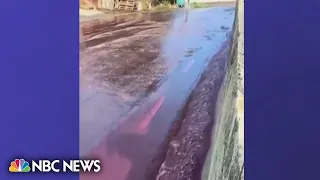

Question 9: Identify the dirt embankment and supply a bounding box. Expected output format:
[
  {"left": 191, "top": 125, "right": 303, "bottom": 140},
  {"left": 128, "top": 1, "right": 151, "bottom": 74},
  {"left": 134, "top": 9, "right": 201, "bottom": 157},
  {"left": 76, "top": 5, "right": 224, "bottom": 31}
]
[{"left": 80, "top": 0, "right": 96, "bottom": 9}]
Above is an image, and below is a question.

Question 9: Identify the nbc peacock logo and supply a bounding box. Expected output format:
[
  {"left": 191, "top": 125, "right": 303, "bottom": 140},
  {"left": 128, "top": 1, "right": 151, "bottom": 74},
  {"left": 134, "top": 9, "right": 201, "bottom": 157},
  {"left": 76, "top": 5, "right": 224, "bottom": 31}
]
[{"left": 9, "top": 159, "right": 31, "bottom": 172}]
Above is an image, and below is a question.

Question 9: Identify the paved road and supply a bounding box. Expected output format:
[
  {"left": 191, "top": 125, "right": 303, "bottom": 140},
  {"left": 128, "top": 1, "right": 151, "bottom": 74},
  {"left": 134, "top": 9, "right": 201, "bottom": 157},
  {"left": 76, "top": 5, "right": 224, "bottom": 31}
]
[{"left": 80, "top": 6, "right": 234, "bottom": 180}]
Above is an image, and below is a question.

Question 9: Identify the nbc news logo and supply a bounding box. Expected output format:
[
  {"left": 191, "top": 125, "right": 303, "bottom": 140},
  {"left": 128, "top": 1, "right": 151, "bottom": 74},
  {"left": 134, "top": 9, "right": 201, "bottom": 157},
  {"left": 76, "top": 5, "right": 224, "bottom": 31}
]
[{"left": 9, "top": 158, "right": 101, "bottom": 173}]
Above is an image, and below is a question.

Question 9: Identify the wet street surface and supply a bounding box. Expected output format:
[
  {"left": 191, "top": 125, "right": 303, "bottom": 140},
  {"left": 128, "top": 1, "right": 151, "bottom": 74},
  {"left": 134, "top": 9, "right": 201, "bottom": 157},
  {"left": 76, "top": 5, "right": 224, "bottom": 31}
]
[{"left": 80, "top": 6, "right": 235, "bottom": 180}]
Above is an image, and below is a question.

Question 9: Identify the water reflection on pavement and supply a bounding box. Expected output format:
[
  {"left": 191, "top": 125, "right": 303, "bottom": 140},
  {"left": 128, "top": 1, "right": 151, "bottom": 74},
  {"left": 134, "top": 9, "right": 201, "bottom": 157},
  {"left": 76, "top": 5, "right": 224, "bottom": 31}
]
[{"left": 80, "top": 6, "right": 235, "bottom": 180}]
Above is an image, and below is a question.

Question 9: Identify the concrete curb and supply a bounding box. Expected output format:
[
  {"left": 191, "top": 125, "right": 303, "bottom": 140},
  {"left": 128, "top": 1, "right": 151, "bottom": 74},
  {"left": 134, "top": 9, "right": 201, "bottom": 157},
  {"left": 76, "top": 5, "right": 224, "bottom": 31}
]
[{"left": 202, "top": 0, "right": 244, "bottom": 179}]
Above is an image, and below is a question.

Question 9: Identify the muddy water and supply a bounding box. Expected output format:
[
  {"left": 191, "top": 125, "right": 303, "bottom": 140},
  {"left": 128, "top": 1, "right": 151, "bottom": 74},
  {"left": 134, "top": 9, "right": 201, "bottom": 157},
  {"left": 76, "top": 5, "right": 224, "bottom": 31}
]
[{"left": 80, "top": 7, "right": 235, "bottom": 180}]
